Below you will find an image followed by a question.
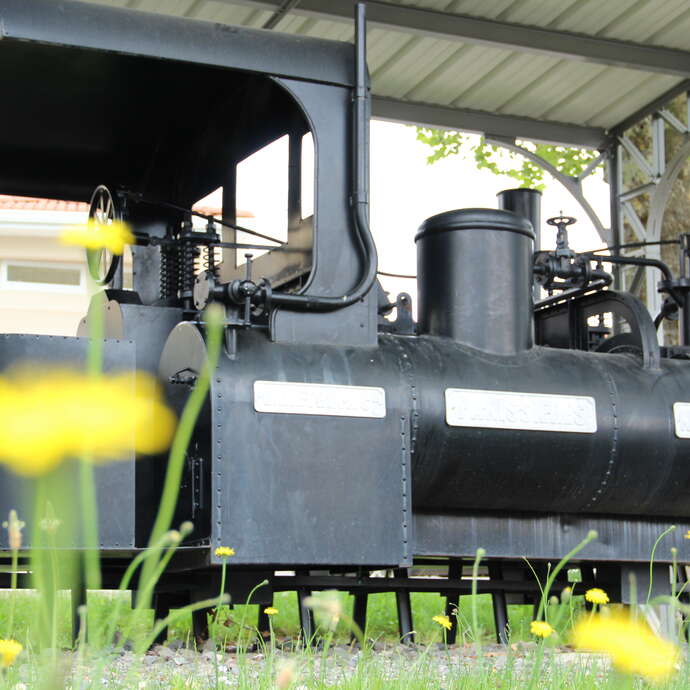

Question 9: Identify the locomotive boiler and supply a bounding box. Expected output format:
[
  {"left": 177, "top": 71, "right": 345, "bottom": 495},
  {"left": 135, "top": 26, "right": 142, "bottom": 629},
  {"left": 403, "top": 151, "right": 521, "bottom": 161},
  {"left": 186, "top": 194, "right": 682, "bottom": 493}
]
[{"left": 2, "top": 0, "right": 690, "bottom": 643}]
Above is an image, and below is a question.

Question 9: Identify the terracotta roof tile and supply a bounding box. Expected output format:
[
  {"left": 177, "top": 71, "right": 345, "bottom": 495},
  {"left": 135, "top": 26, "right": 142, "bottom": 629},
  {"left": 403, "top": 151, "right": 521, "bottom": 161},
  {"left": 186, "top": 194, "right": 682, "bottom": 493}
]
[
  {"left": 193, "top": 204, "right": 254, "bottom": 219},
  {"left": 0, "top": 195, "right": 88, "bottom": 212},
  {"left": 0, "top": 195, "right": 254, "bottom": 218}
]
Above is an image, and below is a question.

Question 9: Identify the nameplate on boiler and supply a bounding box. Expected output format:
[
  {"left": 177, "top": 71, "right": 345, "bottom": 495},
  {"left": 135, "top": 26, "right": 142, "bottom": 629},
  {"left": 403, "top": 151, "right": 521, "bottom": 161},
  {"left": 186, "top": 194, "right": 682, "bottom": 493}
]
[
  {"left": 254, "top": 381, "right": 386, "bottom": 419},
  {"left": 445, "top": 388, "right": 597, "bottom": 433},
  {"left": 673, "top": 403, "right": 690, "bottom": 438}
]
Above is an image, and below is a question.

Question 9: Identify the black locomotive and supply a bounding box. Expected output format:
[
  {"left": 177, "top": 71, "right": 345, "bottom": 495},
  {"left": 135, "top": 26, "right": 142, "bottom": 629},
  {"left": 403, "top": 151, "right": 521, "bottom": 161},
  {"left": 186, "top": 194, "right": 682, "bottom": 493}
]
[{"left": 2, "top": 0, "right": 690, "bottom": 643}]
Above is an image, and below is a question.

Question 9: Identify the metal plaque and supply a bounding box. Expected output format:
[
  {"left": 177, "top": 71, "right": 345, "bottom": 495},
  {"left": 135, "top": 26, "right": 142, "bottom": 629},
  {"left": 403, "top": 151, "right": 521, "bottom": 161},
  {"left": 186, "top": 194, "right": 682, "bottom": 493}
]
[
  {"left": 673, "top": 403, "right": 690, "bottom": 438},
  {"left": 254, "top": 381, "right": 386, "bottom": 418},
  {"left": 445, "top": 388, "right": 597, "bottom": 433}
]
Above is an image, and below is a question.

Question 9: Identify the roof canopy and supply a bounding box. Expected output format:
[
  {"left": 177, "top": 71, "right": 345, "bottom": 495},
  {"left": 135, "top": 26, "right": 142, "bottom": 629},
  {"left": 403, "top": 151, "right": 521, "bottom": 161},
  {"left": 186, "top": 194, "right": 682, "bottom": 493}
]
[
  {"left": 76, "top": 0, "right": 690, "bottom": 149},
  {"left": 0, "top": 0, "right": 326, "bottom": 201}
]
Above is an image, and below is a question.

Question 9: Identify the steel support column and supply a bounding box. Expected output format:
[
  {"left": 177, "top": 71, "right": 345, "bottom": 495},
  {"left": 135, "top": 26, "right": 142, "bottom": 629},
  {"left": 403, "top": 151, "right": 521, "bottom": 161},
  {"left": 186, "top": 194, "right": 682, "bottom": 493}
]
[{"left": 614, "top": 92, "right": 690, "bottom": 332}]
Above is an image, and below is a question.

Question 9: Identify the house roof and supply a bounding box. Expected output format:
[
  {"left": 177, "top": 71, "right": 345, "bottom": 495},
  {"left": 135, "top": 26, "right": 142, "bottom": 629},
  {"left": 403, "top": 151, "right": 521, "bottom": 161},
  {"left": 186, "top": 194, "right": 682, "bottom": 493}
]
[
  {"left": 0, "top": 195, "right": 88, "bottom": 213},
  {"left": 0, "top": 196, "right": 253, "bottom": 219}
]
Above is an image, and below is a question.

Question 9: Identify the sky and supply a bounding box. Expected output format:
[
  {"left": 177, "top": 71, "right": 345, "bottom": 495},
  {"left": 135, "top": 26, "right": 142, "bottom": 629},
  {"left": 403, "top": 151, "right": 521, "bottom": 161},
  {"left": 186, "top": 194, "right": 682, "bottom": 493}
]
[
  {"left": 202, "top": 119, "right": 611, "bottom": 312},
  {"left": 370, "top": 120, "right": 609, "bottom": 310}
]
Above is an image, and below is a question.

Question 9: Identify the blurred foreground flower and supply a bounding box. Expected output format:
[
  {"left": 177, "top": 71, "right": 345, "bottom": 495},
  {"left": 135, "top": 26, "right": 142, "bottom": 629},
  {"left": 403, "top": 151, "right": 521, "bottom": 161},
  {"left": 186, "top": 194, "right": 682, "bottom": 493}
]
[
  {"left": 432, "top": 614, "right": 452, "bottom": 631},
  {"left": 60, "top": 219, "right": 134, "bottom": 255},
  {"left": 0, "top": 639, "right": 22, "bottom": 667},
  {"left": 275, "top": 660, "right": 297, "bottom": 689},
  {"left": 264, "top": 606, "right": 278, "bottom": 616},
  {"left": 0, "top": 368, "right": 175, "bottom": 476},
  {"left": 530, "top": 620, "right": 554, "bottom": 638},
  {"left": 572, "top": 613, "right": 679, "bottom": 683},
  {"left": 585, "top": 588, "right": 609, "bottom": 605},
  {"left": 2, "top": 511, "right": 24, "bottom": 550},
  {"left": 304, "top": 590, "right": 342, "bottom": 630}
]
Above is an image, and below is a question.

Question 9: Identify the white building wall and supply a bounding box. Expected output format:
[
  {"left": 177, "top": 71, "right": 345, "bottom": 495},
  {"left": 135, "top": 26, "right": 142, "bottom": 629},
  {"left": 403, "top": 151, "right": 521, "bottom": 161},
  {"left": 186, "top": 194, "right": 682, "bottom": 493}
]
[{"left": 0, "top": 208, "right": 90, "bottom": 336}]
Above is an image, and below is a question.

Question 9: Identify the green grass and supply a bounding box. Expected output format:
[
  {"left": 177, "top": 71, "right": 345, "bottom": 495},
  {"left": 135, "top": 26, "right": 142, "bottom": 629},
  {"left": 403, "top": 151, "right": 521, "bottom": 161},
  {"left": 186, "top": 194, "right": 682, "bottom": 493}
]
[
  {"left": 0, "top": 587, "right": 680, "bottom": 690},
  {"left": 192, "top": 591, "right": 543, "bottom": 647},
  {"left": 0, "top": 588, "right": 580, "bottom": 649}
]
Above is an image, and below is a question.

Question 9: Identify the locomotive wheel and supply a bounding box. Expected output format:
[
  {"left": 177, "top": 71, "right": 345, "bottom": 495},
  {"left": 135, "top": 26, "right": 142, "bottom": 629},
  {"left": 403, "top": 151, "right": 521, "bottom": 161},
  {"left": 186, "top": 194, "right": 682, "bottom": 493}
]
[{"left": 87, "top": 185, "right": 123, "bottom": 286}]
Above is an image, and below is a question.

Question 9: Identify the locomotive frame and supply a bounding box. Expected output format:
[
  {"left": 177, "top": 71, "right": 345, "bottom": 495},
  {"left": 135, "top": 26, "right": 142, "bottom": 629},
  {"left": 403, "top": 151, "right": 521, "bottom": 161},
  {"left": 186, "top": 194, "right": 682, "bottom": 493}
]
[{"left": 2, "top": 0, "right": 690, "bottom": 645}]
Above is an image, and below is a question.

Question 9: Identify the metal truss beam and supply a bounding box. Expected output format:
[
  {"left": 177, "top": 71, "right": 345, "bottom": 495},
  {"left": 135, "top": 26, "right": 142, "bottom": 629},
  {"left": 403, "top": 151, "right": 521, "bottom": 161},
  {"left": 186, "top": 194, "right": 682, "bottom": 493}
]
[
  {"left": 228, "top": 0, "right": 690, "bottom": 77},
  {"left": 485, "top": 135, "right": 609, "bottom": 244},
  {"left": 610, "top": 80, "right": 690, "bottom": 138},
  {"left": 372, "top": 97, "right": 606, "bottom": 149}
]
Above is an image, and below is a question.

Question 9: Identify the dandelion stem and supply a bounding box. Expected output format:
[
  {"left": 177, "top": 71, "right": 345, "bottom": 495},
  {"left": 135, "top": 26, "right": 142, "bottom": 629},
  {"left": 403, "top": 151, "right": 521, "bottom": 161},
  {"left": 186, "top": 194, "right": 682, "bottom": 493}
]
[
  {"left": 535, "top": 530, "right": 598, "bottom": 622},
  {"left": 136, "top": 537, "right": 186, "bottom": 611},
  {"left": 7, "top": 547, "right": 17, "bottom": 638},
  {"left": 213, "top": 558, "right": 228, "bottom": 633},
  {"left": 471, "top": 547, "right": 485, "bottom": 657},
  {"left": 80, "top": 289, "right": 107, "bottom": 593},
  {"left": 31, "top": 478, "right": 52, "bottom": 649},
  {"left": 73, "top": 605, "right": 88, "bottom": 690},
  {"left": 237, "top": 579, "right": 269, "bottom": 652},
  {"left": 142, "top": 595, "right": 230, "bottom": 652},
  {"left": 646, "top": 524, "right": 676, "bottom": 604},
  {"left": 126, "top": 536, "right": 189, "bottom": 652},
  {"left": 78, "top": 460, "right": 101, "bottom": 591},
  {"left": 86, "top": 289, "right": 105, "bottom": 378},
  {"left": 48, "top": 530, "right": 59, "bottom": 666},
  {"left": 212, "top": 562, "right": 228, "bottom": 690},
  {"left": 102, "top": 531, "right": 173, "bottom": 645},
  {"left": 523, "top": 557, "right": 545, "bottom": 602},
  {"left": 141, "top": 305, "right": 223, "bottom": 597}
]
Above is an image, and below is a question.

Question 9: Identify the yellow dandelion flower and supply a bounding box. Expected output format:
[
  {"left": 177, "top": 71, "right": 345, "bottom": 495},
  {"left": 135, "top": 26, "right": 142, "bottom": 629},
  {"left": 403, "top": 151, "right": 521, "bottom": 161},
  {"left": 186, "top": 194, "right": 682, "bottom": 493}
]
[
  {"left": 432, "top": 614, "right": 452, "bottom": 631},
  {"left": 214, "top": 546, "right": 235, "bottom": 558},
  {"left": 572, "top": 613, "right": 679, "bottom": 683},
  {"left": 585, "top": 588, "right": 609, "bottom": 605},
  {"left": 61, "top": 219, "right": 134, "bottom": 255},
  {"left": 0, "top": 639, "right": 22, "bottom": 667},
  {"left": 684, "top": 529, "right": 690, "bottom": 540},
  {"left": 530, "top": 620, "right": 554, "bottom": 638},
  {"left": 0, "top": 368, "right": 175, "bottom": 476},
  {"left": 264, "top": 606, "right": 279, "bottom": 616}
]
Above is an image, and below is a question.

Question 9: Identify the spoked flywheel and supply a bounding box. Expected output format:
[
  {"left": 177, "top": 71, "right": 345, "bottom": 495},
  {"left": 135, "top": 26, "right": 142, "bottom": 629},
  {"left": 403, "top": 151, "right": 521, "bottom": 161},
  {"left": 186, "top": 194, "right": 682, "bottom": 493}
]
[{"left": 87, "top": 185, "right": 124, "bottom": 286}]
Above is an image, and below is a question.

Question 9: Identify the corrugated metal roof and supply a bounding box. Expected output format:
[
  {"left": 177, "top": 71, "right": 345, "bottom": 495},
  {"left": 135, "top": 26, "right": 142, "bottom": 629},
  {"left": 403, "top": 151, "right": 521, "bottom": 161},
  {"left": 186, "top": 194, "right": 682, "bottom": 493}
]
[{"left": 78, "top": 0, "right": 690, "bottom": 147}]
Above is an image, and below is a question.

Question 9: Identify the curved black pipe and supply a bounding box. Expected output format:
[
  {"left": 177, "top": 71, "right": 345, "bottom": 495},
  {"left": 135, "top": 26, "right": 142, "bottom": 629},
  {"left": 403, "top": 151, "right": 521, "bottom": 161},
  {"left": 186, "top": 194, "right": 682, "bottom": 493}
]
[
  {"left": 581, "top": 253, "right": 673, "bottom": 283},
  {"left": 269, "top": 2, "right": 378, "bottom": 312},
  {"left": 581, "top": 253, "right": 683, "bottom": 306}
]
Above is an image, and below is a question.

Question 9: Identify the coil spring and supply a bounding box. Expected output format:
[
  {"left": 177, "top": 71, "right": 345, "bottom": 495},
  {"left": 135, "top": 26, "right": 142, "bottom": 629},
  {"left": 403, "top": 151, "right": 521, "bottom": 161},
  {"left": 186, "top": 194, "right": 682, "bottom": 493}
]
[
  {"left": 180, "top": 238, "right": 199, "bottom": 301},
  {"left": 159, "top": 242, "right": 180, "bottom": 300},
  {"left": 205, "top": 244, "right": 217, "bottom": 276}
]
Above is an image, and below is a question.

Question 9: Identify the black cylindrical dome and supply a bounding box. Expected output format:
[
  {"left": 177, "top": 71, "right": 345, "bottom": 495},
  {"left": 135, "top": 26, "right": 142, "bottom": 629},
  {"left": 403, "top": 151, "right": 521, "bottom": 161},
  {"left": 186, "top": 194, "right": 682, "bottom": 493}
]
[{"left": 415, "top": 208, "right": 535, "bottom": 354}]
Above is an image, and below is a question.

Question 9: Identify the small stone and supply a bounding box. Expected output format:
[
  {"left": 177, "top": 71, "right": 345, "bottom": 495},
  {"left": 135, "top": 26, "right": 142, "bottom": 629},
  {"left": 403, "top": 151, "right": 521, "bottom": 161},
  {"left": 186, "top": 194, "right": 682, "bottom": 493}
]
[
  {"left": 156, "top": 646, "right": 175, "bottom": 659},
  {"left": 202, "top": 639, "right": 217, "bottom": 653}
]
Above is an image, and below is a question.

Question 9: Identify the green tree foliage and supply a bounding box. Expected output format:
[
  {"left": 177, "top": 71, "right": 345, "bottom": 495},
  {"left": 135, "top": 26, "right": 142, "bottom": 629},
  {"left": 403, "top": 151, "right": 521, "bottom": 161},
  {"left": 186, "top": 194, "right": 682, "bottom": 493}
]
[{"left": 416, "top": 128, "right": 600, "bottom": 190}]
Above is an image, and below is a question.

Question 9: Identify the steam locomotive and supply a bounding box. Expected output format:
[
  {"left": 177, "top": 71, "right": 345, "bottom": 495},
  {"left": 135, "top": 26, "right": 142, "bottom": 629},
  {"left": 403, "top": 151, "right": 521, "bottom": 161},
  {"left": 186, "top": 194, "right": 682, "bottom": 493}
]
[{"left": 2, "top": 0, "right": 690, "bottom": 642}]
